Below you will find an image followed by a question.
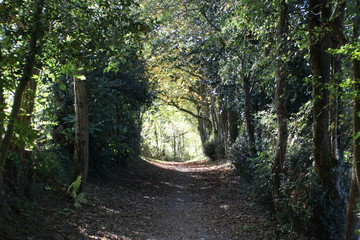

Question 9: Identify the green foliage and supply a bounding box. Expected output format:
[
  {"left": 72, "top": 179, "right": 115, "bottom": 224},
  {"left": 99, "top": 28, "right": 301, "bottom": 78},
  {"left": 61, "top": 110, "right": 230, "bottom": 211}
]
[
  {"left": 328, "top": 43, "right": 360, "bottom": 60},
  {"left": 86, "top": 60, "right": 155, "bottom": 172},
  {"left": 67, "top": 175, "right": 87, "bottom": 208},
  {"left": 203, "top": 138, "right": 225, "bottom": 162},
  {"left": 229, "top": 133, "right": 254, "bottom": 181},
  {"left": 141, "top": 104, "right": 203, "bottom": 161},
  {"left": 67, "top": 176, "right": 81, "bottom": 198},
  {"left": 279, "top": 141, "right": 346, "bottom": 239},
  {"left": 32, "top": 147, "right": 69, "bottom": 188}
]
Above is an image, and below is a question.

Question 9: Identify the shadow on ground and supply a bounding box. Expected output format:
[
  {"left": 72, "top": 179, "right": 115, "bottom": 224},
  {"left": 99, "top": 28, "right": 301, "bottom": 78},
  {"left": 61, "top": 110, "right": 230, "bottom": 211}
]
[{"left": 1, "top": 159, "right": 297, "bottom": 240}]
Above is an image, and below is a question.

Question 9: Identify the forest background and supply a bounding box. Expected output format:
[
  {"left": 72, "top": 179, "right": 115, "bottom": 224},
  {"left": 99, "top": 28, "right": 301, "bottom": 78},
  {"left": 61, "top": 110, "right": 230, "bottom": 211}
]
[{"left": 1, "top": 0, "right": 360, "bottom": 239}]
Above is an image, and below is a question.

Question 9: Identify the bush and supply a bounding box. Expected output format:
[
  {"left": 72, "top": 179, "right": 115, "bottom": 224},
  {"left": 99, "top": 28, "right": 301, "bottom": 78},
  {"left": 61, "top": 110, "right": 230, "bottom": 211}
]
[
  {"left": 228, "top": 134, "right": 254, "bottom": 181},
  {"left": 203, "top": 138, "right": 225, "bottom": 161},
  {"left": 230, "top": 103, "right": 346, "bottom": 239},
  {"left": 278, "top": 138, "right": 346, "bottom": 239}
]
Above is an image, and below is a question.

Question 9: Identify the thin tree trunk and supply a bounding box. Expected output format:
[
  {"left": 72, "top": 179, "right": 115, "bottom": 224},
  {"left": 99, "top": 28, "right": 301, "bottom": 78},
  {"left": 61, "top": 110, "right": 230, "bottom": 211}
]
[
  {"left": 309, "top": 0, "right": 336, "bottom": 193},
  {"left": 330, "top": 1, "right": 345, "bottom": 162},
  {"left": 243, "top": 74, "right": 256, "bottom": 157},
  {"left": 273, "top": 0, "right": 289, "bottom": 200},
  {"left": 69, "top": 76, "right": 89, "bottom": 193},
  {"left": 210, "top": 96, "right": 219, "bottom": 136},
  {"left": 0, "top": 78, "right": 4, "bottom": 143},
  {"left": 0, "top": 0, "right": 45, "bottom": 191},
  {"left": 0, "top": 47, "right": 5, "bottom": 142}
]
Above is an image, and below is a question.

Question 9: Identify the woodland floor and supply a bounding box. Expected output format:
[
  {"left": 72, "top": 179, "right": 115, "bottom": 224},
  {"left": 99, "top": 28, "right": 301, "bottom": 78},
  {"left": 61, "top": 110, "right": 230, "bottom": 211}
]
[{"left": 1, "top": 159, "right": 298, "bottom": 240}]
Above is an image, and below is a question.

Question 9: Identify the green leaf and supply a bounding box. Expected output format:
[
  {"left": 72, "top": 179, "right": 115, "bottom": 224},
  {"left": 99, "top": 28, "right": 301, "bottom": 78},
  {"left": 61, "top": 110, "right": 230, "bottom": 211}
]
[
  {"left": 354, "top": 131, "right": 360, "bottom": 140},
  {"left": 59, "top": 82, "right": 67, "bottom": 90},
  {"left": 75, "top": 75, "right": 86, "bottom": 80}
]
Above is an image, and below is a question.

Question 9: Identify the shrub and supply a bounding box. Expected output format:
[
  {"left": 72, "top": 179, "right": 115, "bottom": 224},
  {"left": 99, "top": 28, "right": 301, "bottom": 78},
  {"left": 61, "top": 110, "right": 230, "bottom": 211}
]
[
  {"left": 228, "top": 134, "right": 254, "bottom": 181},
  {"left": 203, "top": 138, "right": 225, "bottom": 161}
]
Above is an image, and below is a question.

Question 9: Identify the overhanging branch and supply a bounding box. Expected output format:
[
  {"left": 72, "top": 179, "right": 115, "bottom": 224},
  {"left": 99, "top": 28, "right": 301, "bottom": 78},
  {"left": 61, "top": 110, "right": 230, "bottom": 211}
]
[{"left": 167, "top": 100, "right": 212, "bottom": 125}]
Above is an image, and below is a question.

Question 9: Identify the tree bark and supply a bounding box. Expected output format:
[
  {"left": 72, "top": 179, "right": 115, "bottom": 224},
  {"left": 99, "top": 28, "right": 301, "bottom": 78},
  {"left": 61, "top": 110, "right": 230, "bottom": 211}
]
[
  {"left": 219, "top": 109, "right": 229, "bottom": 153},
  {"left": 0, "top": 0, "right": 45, "bottom": 191},
  {"left": 330, "top": 1, "right": 345, "bottom": 162},
  {"left": 17, "top": 78, "right": 37, "bottom": 193},
  {"left": 0, "top": 47, "right": 4, "bottom": 142},
  {"left": 309, "top": 0, "right": 336, "bottom": 194},
  {"left": 198, "top": 117, "right": 208, "bottom": 147},
  {"left": 69, "top": 76, "right": 89, "bottom": 193},
  {"left": 243, "top": 74, "right": 256, "bottom": 157},
  {"left": 353, "top": 0, "right": 360, "bottom": 194},
  {"left": 273, "top": 0, "right": 289, "bottom": 200},
  {"left": 345, "top": 169, "right": 360, "bottom": 240},
  {"left": 0, "top": 72, "right": 4, "bottom": 143},
  {"left": 345, "top": 2, "right": 360, "bottom": 238},
  {"left": 228, "top": 110, "right": 238, "bottom": 145},
  {"left": 5, "top": 78, "right": 37, "bottom": 194},
  {"left": 210, "top": 96, "right": 219, "bottom": 136}
]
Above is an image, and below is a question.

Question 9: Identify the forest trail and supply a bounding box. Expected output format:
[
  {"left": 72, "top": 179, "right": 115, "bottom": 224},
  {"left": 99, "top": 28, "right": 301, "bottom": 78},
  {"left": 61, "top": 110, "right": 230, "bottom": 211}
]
[{"left": 4, "top": 159, "right": 293, "bottom": 240}]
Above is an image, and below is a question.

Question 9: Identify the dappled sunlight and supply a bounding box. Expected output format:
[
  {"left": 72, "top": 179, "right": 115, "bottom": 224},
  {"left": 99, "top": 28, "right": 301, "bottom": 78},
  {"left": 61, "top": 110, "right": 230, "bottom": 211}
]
[
  {"left": 87, "top": 232, "right": 132, "bottom": 240},
  {"left": 141, "top": 104, "right": 204, "bottom": 162},
  {"left": 99, "top": 205, "right": 122, "bottom": 214},
  {"left": 145, "top": 158, "right": 233, "bottom": 173}
]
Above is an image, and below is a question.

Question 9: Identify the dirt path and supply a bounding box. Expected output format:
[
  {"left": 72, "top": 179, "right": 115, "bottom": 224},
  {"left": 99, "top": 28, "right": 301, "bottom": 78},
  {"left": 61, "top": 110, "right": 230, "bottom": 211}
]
[
  {"left": 146, "top": 161, "right": 218, "bottom": 240},
  {"left": 2, "top": 159, "right": 296, "bottom": 240}
]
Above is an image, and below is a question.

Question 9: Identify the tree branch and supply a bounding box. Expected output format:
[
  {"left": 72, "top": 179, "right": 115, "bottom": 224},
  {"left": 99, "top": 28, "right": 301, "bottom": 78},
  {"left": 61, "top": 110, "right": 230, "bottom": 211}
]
[{"left": 167, "top": 99, "right": 212, "bottom": 125}]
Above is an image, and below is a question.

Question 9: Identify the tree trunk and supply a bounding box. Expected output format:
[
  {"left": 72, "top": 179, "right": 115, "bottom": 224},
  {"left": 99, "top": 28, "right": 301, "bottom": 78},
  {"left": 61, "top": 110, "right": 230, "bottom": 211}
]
[
  {"left": 0, "top": 47, "right": 5, "bottom": 142},
  {"left": 69, "top": 76, "right": 89, "bottom": 193},
  {"left": 17, "top": 78, "right": 37, "bottom": 194},
  {"left": 0, "top": 79, "right": 4, "bottom": 143},
  {"left": 273, "top": 0, "right": 289, "bottom": 200},
  {"left": 219, "top": 109, "right": 229, "bottom": 153},
  {"left": 345, "top": 169, "right": 360, "bottom": 240},
  {"left": 330, "top": 1, "right": 345, "bottom": 162},
  {"left": 5, "top": 78, "right": 37, "bottom": 194},
  {"left": 228, "top": 110, "right": 238, "bottom": 145},
  {"left": 353, "top": 0, "right": 360, "bottom": 193},
  {"left": 210, "top": 96, "right": 219, "bottom": 135},
  {"left": 198, "top": 117, "right": 209, "bottom": 148},
  {"left": 345, "top": 3, "right": 360, "bottom": 238},
  {"left": 243, "top": 74, "right": 256, "bottom": 157},
  {"left": 0, "top": 0, "right": 45, "bottom": 191},
  {"left": 309, "top": 0, "right": 336, "bottom": 194}
]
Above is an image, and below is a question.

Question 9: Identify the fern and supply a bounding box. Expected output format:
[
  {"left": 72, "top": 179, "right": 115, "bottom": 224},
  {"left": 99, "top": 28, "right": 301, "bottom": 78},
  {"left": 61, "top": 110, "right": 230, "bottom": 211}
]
[
  {"left": 67, "top": 175, "right": 87, "bottom": 207},
  {"left": 74, "top": 192, "right": 87, "bottom": 207}
]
